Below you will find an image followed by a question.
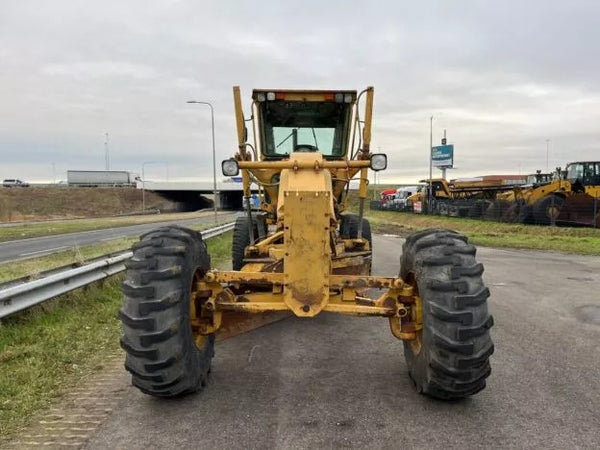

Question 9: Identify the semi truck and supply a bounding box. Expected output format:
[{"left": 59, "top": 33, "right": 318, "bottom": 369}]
[{"left": 67, "top": 170, "right": 138, "bottom": 187}]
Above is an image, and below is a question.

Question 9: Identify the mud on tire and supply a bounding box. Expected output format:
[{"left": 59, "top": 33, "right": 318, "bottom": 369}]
[
  {"left": 120, "top": 225, "right": 214, "bottom": 397},
  {"left": 400, "top": 228, "right": 494, "bottom": 400}
]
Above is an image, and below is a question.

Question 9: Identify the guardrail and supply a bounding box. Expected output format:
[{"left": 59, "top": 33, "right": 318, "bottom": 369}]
[{"left": 0, "top": 222, "right": 235, "bottom": 319}]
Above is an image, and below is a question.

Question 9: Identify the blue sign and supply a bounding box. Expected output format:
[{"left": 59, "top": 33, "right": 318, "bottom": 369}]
[{"left": 432, "top": 144, "right": 454, "bottom": 168}]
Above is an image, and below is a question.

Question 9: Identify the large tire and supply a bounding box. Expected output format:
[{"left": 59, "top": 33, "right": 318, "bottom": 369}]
[
  {"left": 232, "top": 216, "right": 267, "bottom": 271},
  {"left": 120, "top": 225, "right": 214, "bottom": 397},
  {"left": 533, "top": 195, "right": 564, "bottom": 225},
  {"left": 400, "top": 228, "right": 494, "bottom": 399},
  {"left": 484, "top": 200, "right": 509, "bottom": 221},
  {"left": 517, "top": 202, "right": 534, "bottom": 224},
  {"left": 501, "top": 201, "right": 520, "bottom": 223},
  {"left": 340, "top": 214, "right": 372, "bottom": 249},
  {"left": 467, "top": 200, "right": 491, "bottom": 219}
]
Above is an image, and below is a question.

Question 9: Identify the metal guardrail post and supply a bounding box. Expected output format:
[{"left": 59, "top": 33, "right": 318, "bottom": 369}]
[{"left": 0, "top": 222, "right": 235, "bottom": 319}]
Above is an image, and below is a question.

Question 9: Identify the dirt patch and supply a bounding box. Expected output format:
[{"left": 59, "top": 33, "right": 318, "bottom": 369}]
[
  {"left": 0, "top": 187, "right": 172, "bottom": 222},
  {"left": 371, "top": 222, "right": 413, "bottom": 238}
]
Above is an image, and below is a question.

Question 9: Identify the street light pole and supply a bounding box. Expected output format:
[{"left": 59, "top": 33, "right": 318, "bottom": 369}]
[
  {"left": 142, "top": 161, "right": 152, "bottom": 212},
  {"left": 187, "top": 100, "right": 218, "bottom": 223},
  {"left": 429, "top": 115, "right": 433, "bottom": 214},
  {"left": 105, "top": 132, "right": 109, "bottom": 170}
]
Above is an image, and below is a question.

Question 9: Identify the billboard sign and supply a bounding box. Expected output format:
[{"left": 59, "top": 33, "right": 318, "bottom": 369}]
[{"left": 432, "top": 144, "right": 454, "bottom": 168}]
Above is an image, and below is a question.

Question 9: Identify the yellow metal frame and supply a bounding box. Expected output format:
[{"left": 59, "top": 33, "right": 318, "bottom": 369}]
[
  {"left": 194, "top": 270, "right": 421, "bottom": 340},
  {"left": 193, "top": 86, "right": 422, "bottom": 343}
]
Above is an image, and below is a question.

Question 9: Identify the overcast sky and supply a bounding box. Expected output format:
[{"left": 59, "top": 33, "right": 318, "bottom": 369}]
[{"left": 1, "top": 0, "right": 599, "bottom": 183}]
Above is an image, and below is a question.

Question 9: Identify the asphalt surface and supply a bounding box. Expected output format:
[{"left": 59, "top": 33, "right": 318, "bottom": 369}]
[
  {"left": 0, "top": 212, "right": 238, "bottom": 263},
  {"left": 65, "top": 234, "right": 600, "bottom": 450}
]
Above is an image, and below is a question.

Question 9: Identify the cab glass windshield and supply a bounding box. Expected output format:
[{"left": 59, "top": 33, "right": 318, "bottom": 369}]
[
  {"left": 566, "top": 162, "right": 600, "bottom": 184},
  {"left": 259, "top": 101, "right": 352, "bottom": 158}
]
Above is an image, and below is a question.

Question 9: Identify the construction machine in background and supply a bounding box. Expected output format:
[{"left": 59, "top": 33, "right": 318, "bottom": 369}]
[
  {"left": 407, "top": 175, "right": 527, "bottom": 218},
  {"left": 119, "top": 86, "right": 494, "bottom": 400},
  {"left": 502, "top": 162, "right": 600, "bottom": 226}
]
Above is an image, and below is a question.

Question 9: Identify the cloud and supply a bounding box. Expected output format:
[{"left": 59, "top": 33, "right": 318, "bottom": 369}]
[
  {"left": 0, "top": 0, "right": 599, "bottom": 184},
  {"left": 41, "top": 61, "right": 158, "bottom": 79}
]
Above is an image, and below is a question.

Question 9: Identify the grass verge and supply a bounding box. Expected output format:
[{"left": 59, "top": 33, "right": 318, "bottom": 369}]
[
  {"left": 0, "top": 231, "right": 232, "bottom": 438},
  {"left": 365, "top": 210, "right": 600, "bottom": 254}
]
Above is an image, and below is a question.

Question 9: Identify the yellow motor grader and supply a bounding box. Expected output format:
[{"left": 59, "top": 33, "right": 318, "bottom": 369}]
[{"left": 119, "top": 86, "right": 494, "bottom": 400}]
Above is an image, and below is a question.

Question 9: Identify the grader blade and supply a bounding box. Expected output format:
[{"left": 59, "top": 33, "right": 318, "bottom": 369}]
[{"left": 216, "top": 311, "right": 291, "bottom": 341}]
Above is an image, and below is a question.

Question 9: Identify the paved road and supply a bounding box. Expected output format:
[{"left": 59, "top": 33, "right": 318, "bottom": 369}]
[
  {"left": 77, "top": 234, "right": 600, "bottom": 449},
  {"left": 0, "top": 212, "right": 238, "bottom": 263},
  {"left": 11, "top": 235, "right": 599, "bottom": 449}
]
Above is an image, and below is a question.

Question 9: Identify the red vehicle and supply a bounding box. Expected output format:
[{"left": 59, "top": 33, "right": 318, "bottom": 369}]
[{"left": 379, "top": 188, "right": 397, "bottom": 209}]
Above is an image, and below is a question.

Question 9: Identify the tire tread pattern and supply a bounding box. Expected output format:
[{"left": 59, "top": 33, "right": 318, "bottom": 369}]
[
  {"left": 120, "top": 225, "right": 214, "bottom": 397},
  {"left": 400, "top": 228, "right": 494, "bottom": 400}
]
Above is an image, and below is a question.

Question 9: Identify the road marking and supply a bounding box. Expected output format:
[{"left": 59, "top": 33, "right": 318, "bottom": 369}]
[{"left": 20, "top": 246, "right": 70, "bottom": 257}]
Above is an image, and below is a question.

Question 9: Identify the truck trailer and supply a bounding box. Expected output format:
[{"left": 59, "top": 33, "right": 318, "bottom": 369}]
[{"left": 67, "top": 170, "right": 138, "bottom": 187}]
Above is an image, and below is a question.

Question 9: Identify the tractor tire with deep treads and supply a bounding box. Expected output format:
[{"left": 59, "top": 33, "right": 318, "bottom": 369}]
[
  {"left": 484, "top": 200, "right": 509, "bottom": 221},
  {"left": 119, "top": 225, "right": 214, "bottom": 397},
  {"left": 467, "top": 200, "right": 491, "bottom": 219},
  {"left": 232, "top": 216, "right": 267, "bottom": 271},
  {"left": 340, "top": 214, "right": 372, "bottom": 249},
  {"left": 400, "top": 228, "right": 494, "bottom": 400},
  {"left": 533, "top": 195, "right": 565, "bottom": 225}
]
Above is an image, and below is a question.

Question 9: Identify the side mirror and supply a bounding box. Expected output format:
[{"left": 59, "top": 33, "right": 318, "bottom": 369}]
[
  {"left": 370, "top": 153, "right": 387, "bottom": 171},
  {"left": 222, "top": 159, "right": 240, "bottom": 176}
]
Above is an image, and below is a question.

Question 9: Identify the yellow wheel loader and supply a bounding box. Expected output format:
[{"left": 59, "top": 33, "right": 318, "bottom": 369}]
[
  {"left": 119, "top": 87, "right": 494, "bottom": 400},
  {"left": 502, "top": 162, "right": 600, "bottom": 226}
]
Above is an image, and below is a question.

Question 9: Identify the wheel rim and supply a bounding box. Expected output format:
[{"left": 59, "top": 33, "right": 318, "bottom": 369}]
[
  {"left": 547, "top": 205, "right": 561, "bottom": 220},
  {"left": 190, "top": 267, "right": 208, "bottom": 349}
]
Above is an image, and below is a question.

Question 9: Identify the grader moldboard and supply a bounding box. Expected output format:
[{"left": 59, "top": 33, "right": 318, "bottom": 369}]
[{"left": 120, "top": 86, "right": 494, "bottom": 400}]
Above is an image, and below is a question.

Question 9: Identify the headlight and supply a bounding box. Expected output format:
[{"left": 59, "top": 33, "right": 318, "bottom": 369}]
[
  {"left": 370, "top": 153, "right": 387, "bottom": 171},
  {"left": 256, "top": 92, "right": 266, "bottom": 102},
  {"left": 221, "top": 159, "right": 240, "bottom": 176},
  {"left": 266, "top": 92, "right": 276, "bottom": 101}
]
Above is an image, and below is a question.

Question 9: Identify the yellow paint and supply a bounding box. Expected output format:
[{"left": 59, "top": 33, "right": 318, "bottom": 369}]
[{"left": 186, "top": 86, "right": 425, "bottom": 342}]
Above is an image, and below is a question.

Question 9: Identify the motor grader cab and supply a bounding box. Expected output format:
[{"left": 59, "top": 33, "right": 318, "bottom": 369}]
[{"left": 119, "top": 86, "right": 494, "bottom": 400}]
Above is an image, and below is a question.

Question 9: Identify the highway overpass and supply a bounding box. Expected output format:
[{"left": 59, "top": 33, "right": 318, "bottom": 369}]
[{"left": 139, "top": 179, "right": 255, "bottom": 211}]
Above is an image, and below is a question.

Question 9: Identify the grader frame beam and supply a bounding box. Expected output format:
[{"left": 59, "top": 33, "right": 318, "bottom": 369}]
[{"left": 192, "top": 270, "right": 421, "bottom": 340}]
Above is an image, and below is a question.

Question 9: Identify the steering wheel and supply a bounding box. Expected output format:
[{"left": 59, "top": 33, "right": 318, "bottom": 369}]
[{"left": 294, "top": 144, "right": 318, "bottom": 152}]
